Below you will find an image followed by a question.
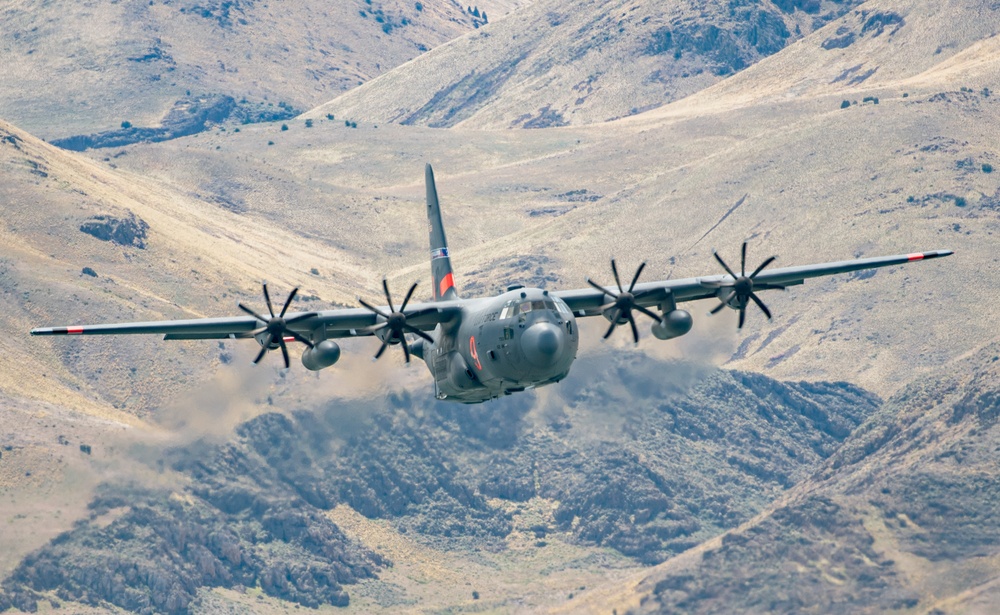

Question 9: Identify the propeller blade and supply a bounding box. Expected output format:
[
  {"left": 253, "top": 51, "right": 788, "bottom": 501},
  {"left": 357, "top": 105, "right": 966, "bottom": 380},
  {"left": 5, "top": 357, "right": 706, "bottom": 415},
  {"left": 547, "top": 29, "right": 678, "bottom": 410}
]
[
  {"left": 284, "top": 312, "right": 318, "bottom": 325},
  {"left": 361, "top": 322, "right": 389, "bottom": 334},
  {"left": 279, "top": 287, "right": 299, "bottom": 317},
  {"left": 263, "top": 283, "right": 275, "bottom": 317},
  {"left": 611, "top": 259, "right": 623, "bottom": 293},
  {"left": 628, "top": 262, "right": 646, "bottom": 293},
  {"left": 382, "top": 278, "right": 395, "bottom": 313},
  {"left": 587, "top": 278, "right": 617, "bottom": 299},
  {"left": 711, "top": 290, "right": 736, "bottom": 314},
  {"left": 358, "top": 297, "right": 391, "bottom": 320},
  {"left": 628, "top": 313, "right": 639, "bottom": 344},
  {"left": 279, "top": 339, "right": 290, "bottom": 369},
  {"left": 239, "top": 303, "right": 270, "bottom": 323},
  {"left": 401, "top": 338, "right": 411, "bottom": 363},
  {"left": 374, "top": 338, "right": 389, "bottom": 360},
  {"left": 634, "top": 304, "right": 663, "bottom": 324},
  {"left": 753, "top": 283, "right": 786, "bottom": 291},
  {"left": 738, "top": 307, "right": 746, "bottom": 329},
  {"left": 287, "top": 330, "right": 315, "bottom": 349},
  {"left": 253, "top": 334, "right": 272, "bottom": 364},
  {"left": 400, "top": 282, "right": 419, "bottom": 312},
  {"left": 250, "top": 326, "right": 268, "bottom": 336},
  {"left": 603, "top": 309, "right": 620, "bottom": 339},
  {"left": 403, "top": 323, "right": 434, "bottom": 344},
  {"left": 713, "top": 250, "right": 738, "bottom": 279},
  {"left": 749, "top": 256, "right": 777, "bottom": 279},
  {"left": 749, "top": 293, "right": 772, "bottom": 320},
  {"left": 741, "top": 242, "right": 747, "bottom": 277},
  {"left": 698, "top": 279, "right": 727, "bottom": 289},
  {"left": 599, "top": 301, "right": 618, "bottom": 312}
]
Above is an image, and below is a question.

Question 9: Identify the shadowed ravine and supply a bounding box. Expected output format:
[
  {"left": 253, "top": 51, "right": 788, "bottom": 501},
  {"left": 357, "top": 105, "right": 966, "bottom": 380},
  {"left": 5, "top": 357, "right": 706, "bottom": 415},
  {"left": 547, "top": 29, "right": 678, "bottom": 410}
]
[{"left": 0, "top": 353, "right": 880, "bottom": 613}]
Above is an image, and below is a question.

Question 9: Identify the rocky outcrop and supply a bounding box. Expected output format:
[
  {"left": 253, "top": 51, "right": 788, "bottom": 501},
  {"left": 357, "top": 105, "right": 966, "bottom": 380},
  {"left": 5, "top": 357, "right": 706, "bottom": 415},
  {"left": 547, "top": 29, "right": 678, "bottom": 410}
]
[
  {"left": 79, "top": 212, "right": 149, "bottom": 249},
  {"left": 52, "top": 95, "right": 236, "bottom": 151}
]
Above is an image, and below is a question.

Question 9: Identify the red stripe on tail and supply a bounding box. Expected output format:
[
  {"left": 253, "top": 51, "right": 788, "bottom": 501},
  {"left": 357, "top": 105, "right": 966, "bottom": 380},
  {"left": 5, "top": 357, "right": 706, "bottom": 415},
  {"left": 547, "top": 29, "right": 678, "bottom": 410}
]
[{"left": 438, "top": 272, "right": 454, "bottom": 299}]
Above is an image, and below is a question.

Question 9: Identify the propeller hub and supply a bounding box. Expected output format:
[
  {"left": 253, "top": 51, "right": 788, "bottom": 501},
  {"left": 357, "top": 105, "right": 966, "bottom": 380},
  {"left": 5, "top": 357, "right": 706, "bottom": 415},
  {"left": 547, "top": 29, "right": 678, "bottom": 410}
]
[
  {"left": 388, "top": 312, "right": 406, "bottom": 330},
  {"left": 266, "top": 317, "right": 286, "bottom": 335},
  {"left": 735, "top": 277, "right": 753, "bottom": 296},
  {"left": 616, "top": 292, "right": 635, "bottom": 309}
]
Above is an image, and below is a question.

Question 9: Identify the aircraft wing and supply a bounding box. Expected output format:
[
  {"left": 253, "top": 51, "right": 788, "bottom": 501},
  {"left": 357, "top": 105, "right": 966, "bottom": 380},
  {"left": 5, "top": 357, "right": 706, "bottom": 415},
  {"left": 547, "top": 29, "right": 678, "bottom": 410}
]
[
  {"left": 553, "top": 249, "right": 954, "bottom": 316},
  {"left": 30, "top": 303, "right": 462, "bottom": 341}
]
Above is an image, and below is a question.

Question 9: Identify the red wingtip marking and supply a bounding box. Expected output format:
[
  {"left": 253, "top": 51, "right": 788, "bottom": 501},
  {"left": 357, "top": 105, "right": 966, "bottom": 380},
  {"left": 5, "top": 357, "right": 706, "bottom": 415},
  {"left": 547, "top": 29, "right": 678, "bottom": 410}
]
[
  {"left": 67, "top": 326, "right": 84, "bottom": 335},
  {"left": 907, "top": 253, "right": 925, "bottom": 261},
  {"left": 438, "top": 272, "right": 455, "bottom": 298}
]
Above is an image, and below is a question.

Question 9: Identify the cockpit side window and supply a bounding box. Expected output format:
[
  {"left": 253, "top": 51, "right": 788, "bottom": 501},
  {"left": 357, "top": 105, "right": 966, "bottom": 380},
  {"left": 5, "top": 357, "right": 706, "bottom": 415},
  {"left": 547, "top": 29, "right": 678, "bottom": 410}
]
[
  {"left": 500, "top": 301, "right": 519, "bottom": 320},
  {"left": 553, "top": 297, "right": 572, "bottom": 315}
]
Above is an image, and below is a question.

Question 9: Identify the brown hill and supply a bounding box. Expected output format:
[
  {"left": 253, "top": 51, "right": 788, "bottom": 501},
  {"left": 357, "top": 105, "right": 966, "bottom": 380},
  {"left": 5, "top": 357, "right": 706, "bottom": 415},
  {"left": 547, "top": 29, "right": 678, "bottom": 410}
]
[
  {"left": 305, "top": 0, "right": 865, "bottom": 128},
  {"left": 104, "top": 0, "right": 1000, "bottom": 398},
  {"left": 0, "top": 0, "right": 493, "bottom": 139},
  {"left": 567, "top": 338, "right": 1000, "bottom": 614}
]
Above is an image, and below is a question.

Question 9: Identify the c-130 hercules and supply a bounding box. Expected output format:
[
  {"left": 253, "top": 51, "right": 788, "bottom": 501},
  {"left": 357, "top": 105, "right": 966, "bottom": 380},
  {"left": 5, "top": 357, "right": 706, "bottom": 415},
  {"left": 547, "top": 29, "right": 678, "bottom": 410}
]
[{"left": 32, "top": 165, "right": 952, "bottom": 403}]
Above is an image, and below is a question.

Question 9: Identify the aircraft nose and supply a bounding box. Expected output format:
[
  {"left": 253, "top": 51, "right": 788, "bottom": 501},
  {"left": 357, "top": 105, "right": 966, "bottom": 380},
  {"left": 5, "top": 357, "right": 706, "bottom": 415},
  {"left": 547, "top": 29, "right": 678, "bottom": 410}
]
[{"left": 521, "top": 322, "right": 564, "bottom": 368}]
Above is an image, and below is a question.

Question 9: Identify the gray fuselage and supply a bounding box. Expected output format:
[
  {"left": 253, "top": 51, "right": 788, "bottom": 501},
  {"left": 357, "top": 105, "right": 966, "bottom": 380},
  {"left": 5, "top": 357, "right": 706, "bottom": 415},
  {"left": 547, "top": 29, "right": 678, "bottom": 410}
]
[{"left": 413, "top": 286, "right": 580, "bottom": 403}]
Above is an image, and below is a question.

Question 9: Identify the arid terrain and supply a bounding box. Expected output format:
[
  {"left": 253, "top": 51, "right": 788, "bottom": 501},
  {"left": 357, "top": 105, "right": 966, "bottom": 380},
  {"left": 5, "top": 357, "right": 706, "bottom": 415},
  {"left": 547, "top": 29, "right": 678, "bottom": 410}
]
[{"left": 1, "top": 0, "right": 999, "bottom": 613}]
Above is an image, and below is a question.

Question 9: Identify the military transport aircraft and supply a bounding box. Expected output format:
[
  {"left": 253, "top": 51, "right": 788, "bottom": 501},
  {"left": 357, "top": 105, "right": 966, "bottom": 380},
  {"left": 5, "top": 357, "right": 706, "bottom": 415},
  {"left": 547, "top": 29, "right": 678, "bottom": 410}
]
[{"left": 32, "top": 165, "right": 952, "bottom": 403}]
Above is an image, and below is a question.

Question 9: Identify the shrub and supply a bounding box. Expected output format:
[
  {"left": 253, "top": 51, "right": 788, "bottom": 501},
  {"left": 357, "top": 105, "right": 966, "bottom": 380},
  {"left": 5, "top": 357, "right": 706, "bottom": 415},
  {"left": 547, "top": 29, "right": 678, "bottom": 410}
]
[
  {"left": 840, "top": 100, "right": 850, "bottom": 109},
  {"left": 983, "top": 163, "right": 993, "bottom": 173},
  {"left": 305, "top": 119, "right": 313, "bottom": 128},
  {"left": 415, "top": 2, "right": 423, "bottom": 10},
  {"left": 281, "top": 123, "right": 288, "bottom": 131},
  {"left": 955, "top": 196, "right": 967, "bottom": 207},
  {"left": 267, "top": 140, "right": 274, "bottom": 146},
  {"left": 326, "top": 113, "right": 335, "bottom": 120},
  {"left": 121, "top": 120, "right": 132, "bottom": 129}
]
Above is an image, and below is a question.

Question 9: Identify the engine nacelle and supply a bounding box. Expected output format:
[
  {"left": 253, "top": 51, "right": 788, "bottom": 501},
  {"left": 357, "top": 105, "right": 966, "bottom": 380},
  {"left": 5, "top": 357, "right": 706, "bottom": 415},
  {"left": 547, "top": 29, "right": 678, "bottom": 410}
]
[
  {"left": 651, "top": 309, "right": 693, "bottom": 340},
  {"left": 301, "top": 340, "right": 342, "bottom": 371}
]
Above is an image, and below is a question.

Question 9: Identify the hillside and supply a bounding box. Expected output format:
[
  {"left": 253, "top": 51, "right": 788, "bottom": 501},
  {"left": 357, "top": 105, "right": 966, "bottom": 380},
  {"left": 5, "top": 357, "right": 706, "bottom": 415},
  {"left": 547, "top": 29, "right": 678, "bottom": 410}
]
[
  {"left": 0, "top": 0, "right": 494, "bottom": 139},
  {"left": 570, "top": 338, "right": 1000, "bottom": 614},
  {"left": 101, "top": 0, "right": 1000, "bottom": 398},
  {"left": 0, "top": 352, "right": 881, "bottom": 613},
  {"left": 306, "top": 0, "right": 865, "bottom": 128},
  {"left": 0, "top": 0, "right": 998, "bottom": 613}
]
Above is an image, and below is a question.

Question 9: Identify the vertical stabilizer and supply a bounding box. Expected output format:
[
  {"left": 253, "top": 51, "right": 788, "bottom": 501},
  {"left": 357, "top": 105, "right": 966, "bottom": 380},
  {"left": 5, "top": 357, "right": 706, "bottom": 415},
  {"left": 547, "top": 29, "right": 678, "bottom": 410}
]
[{"left": 426, "top": 164, "right": 459, "bottom": 301}]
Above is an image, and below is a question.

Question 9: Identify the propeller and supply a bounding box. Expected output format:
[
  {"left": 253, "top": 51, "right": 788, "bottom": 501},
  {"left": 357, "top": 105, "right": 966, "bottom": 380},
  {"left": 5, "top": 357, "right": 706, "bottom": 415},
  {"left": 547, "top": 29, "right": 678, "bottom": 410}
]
[
  {"left": 358, "top": 279, "right": 434, "bottom": 363},
  {"left": 239, "top": 284, "right": 317, "bottom": 368},
  {"left": 586, "top": 259, "right": 663, "bottom": 344},
  {"left": 701, "top": 242, "right": 784, "bottom": 329}
]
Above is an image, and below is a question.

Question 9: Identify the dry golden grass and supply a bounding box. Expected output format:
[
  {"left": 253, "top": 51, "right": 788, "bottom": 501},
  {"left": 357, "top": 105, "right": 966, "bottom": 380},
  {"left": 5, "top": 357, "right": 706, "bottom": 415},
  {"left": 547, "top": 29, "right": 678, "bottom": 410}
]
[{"left": 0, "top": 0, "right": 495, "bottom": 139}]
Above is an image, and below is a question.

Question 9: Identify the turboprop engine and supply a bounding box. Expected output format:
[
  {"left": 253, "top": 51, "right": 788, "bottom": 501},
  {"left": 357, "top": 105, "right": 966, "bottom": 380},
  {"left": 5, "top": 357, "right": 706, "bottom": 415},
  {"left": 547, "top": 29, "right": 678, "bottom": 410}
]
[
  {"left": 651, "top": 309, "right": 693, "bottom": 340},
  {"left": 301, "top": 340, "right": 342, "bottom": 371}
]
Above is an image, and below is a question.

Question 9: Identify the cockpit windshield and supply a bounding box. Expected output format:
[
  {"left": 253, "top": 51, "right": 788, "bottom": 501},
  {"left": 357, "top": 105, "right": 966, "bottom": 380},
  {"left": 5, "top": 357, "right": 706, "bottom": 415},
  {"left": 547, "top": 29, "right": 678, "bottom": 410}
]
[{"left": 500, "top": 298, "right": 561, "bottom": 319}]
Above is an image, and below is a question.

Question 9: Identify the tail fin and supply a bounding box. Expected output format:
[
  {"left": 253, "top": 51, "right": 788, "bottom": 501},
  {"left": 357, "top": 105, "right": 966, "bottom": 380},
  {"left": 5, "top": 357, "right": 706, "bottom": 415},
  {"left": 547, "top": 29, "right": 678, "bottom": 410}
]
[{"left": 426, "top": 164, "right": 459, "bottom": 301}]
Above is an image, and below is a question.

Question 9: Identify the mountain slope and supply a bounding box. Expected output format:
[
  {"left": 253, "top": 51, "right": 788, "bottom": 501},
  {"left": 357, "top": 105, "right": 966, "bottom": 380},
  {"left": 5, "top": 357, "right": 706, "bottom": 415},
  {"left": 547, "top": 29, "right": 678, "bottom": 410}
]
[
  {"left": 0, "top": 0, "right": 490, "bottom": 139},
  {"left": 0, "top": 352, "right": 881, "bottom": 613},
  {"left": 569, "top": 339, "right": 1000, "bottom": 614},
  {"left": 305, "top": 0, "right": 864, "bottom": 128},
  {"left": 106, "top": 0, "right": 1000, "bottom": 397}
]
